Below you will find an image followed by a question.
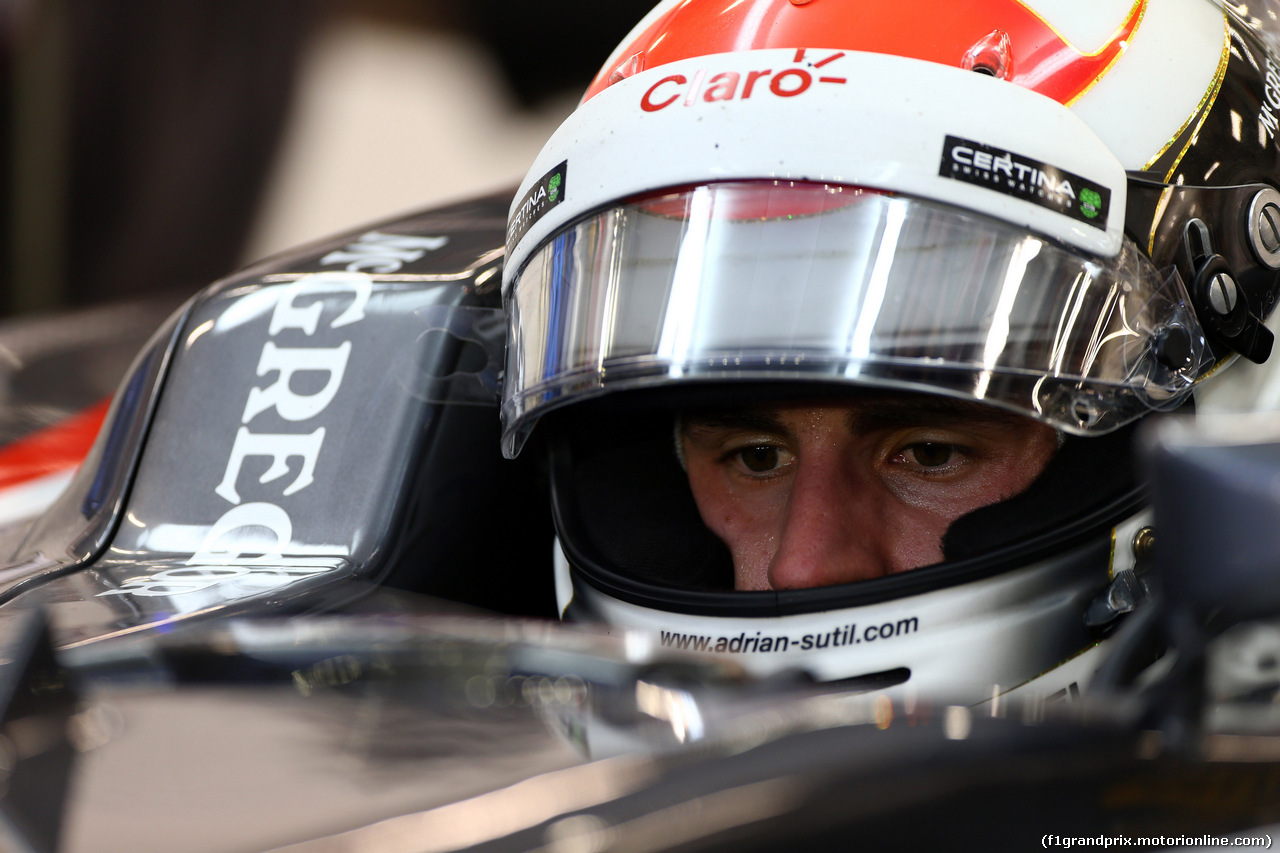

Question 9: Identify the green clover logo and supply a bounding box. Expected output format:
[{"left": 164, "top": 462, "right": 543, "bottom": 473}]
[
  {"left": 549, "top": 172, "right": 562, "bottom": 203},
  {"left": 1079, "top": 187, "right": 1102, "bottom": 219}
]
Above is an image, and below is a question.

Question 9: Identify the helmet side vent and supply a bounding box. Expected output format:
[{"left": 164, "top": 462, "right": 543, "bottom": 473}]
[
  {"left": 608, "top": 50, "right": 647, "bottom": 87},
  {"left": 962, "top": 29, "right": 1013, "bottom": 79}
]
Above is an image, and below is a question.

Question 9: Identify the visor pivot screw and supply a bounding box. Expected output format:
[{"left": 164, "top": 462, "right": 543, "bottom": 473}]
[
  {"left": 1247, "top": 187, "right": 1280, "bottom": 269},
  {"left": 1257, "top": 204, "right": 1280, "bottom": 254},
  {"left": 1207, "top": 272, "right": 1239, "bottom": 317},
  {"left": 1131, "top": 526, "right": 1156, "bottom": 567},
  {"left": 1185, "top": 217, "right": 1274, "bottom": 362}
]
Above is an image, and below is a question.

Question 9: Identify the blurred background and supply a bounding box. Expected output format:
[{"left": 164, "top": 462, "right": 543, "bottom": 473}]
[{"left": 1, "top": 0, "right": 656, "bottom": 317}]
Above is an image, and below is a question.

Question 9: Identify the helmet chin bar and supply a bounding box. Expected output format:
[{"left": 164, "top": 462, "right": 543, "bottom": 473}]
[{"left": 555, "top": 510, "right": 1154, "bottom": 708}]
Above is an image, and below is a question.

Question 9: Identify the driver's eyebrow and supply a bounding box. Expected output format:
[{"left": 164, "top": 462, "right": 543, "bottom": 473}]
[{"left": 682, "top": 409, "right": 790, "bottom": 437}]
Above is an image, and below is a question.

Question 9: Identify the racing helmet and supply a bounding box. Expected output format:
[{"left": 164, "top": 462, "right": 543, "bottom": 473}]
[{"left": 499, "top": 0, "right": 1280, "bottom": 703}]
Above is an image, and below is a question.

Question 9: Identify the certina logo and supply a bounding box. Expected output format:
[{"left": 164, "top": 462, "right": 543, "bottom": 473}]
[
  {"left": 507, "top": 161, "right": 567, "bottom": 256},
  {"left": 100, "top": 231, "right": 448, "bottom": 598},
  {"left": 640, "top": 48, "right": 847, "bottom": 112},
  {"left": 939, "top": 135, "right": 1110, "bottom": 230}
]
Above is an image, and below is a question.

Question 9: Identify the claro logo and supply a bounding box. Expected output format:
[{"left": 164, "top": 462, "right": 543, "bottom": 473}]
[
  {"left": 101, "top": 231, "right": 447, "bottom": 598},
  {"left": 640, "top": 49, "right": 847, "bottom": 112}
]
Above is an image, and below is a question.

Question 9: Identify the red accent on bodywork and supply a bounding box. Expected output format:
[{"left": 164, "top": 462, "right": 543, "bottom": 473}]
[
  {"left": 584, "top": 0, "right": 1144, "bottom": 105},
  {"left": 0, "top": 399, "right": 108, "bottom": 491}
]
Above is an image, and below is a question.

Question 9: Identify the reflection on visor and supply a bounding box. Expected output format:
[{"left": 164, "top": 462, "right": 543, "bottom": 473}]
[{"left": 503, "top": 182, "right": 1211, "bottom": 456}]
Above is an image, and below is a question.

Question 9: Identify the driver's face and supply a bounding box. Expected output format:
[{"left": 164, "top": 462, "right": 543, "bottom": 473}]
[{"left": 680, "top": 395, "right": 1059, "bottom": 591}]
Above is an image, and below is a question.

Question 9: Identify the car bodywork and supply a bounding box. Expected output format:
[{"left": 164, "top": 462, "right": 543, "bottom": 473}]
[{"left": 0, "top": 190, "right": 555, "bottom": 648}]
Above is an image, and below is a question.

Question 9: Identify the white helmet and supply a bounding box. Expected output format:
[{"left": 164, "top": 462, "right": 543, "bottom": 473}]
[{"left": 500, "top": 0, "right": 1280, "bottom": 704}]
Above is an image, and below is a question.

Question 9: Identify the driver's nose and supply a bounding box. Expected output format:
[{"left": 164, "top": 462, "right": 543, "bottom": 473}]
[{"left": 765, "top": 456, "right": 894, "bottom": 590}]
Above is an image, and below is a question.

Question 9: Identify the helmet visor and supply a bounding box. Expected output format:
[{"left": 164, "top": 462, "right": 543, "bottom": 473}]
[{"left": 503, "top": 181, "right": 1210, "bottom": 456}]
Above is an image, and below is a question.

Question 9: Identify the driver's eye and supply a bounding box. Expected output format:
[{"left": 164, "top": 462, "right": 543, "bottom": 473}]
[
  {"left": 909, "top": 442, "right": 954, "bottom": 467},
  {"left": 738, "top": 446, "right": 781, "bottom": 472}
]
